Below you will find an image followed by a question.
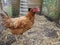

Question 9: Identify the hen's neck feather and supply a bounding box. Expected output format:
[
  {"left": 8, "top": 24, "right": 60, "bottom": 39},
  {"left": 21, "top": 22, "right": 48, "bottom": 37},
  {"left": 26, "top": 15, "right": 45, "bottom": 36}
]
[
  {"left": 26, "top": 11, "right": 35, "bottom": 18},
  {"left": 26, "top": 11, "right": 35, "bottom": 23}
]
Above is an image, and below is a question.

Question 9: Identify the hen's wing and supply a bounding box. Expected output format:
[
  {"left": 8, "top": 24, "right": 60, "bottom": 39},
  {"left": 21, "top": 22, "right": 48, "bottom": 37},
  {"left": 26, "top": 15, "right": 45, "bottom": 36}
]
[{"left": 8, "top": 17, "right": 26, "bottom": 29}]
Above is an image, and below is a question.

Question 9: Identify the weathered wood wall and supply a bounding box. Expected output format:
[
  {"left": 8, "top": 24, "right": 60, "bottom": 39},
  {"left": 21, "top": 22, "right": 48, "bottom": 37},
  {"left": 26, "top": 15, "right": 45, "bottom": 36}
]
[{"left": 28, "top": 0, "right": 43, "bottom": 14}]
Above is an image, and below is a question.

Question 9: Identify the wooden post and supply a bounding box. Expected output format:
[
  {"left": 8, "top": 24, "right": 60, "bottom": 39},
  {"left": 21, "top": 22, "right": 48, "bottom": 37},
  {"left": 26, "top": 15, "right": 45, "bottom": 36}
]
[
  {"left": 57, "top": 0, "right": 60, "bottom": 25},
  {"left": 40, "top": 0, "right": 43, "bottom": 14},
  {"left": 12, "top": 0, "right": 20, "bottom": 17}
]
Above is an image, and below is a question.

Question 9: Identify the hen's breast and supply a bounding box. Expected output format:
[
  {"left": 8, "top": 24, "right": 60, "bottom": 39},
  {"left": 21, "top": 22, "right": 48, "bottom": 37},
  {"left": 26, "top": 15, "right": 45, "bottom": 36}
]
[{"left": 11, "top": 28, "right": 24, "bottom": 35}]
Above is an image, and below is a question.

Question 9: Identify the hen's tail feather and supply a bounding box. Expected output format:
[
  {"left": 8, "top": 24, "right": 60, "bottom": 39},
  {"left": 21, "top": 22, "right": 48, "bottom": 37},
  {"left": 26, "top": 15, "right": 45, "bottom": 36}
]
[
  {"left": 2, "top": 10, "right": 9, "bottom": 16},
  {"left": 0, "top": 10, "right": 10, "bottom": 19}
]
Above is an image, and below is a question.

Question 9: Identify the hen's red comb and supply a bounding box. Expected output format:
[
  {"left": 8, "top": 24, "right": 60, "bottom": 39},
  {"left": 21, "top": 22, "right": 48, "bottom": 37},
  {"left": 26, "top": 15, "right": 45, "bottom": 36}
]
[{"left": 33, "top": 7, "right": 40, "bottom": 13}]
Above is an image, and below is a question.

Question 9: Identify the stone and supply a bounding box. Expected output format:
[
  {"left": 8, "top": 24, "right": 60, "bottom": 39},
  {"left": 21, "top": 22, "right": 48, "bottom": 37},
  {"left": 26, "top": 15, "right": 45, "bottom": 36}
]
[
  {"left": 44, "top": 28, "right": 58, "bottom": 38},
  {"left": 6, "top": 34, "right": 16, "bottom": 45}
]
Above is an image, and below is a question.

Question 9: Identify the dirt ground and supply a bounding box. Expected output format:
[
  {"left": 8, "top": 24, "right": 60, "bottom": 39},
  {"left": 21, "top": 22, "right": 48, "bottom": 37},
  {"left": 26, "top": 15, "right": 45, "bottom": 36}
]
[{"left": 0, "top": 15, "right": 60, "bottom": 45}]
